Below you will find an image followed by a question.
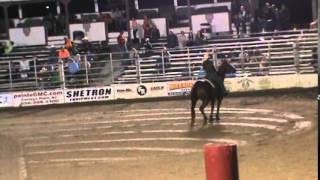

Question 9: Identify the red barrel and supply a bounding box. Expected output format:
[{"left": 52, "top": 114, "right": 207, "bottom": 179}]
[{"left": 204, "top": 143, "right": 239, "bottom": 180}]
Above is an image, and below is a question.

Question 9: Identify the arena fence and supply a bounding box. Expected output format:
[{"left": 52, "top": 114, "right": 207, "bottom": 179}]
[{"left": 0, "top": 29, "right": 317, "bottom": 92}]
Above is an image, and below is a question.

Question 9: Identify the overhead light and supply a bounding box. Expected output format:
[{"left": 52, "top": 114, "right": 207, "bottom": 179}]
[{"left": 46, "top": 6, "right": 50, "bottom": 9}]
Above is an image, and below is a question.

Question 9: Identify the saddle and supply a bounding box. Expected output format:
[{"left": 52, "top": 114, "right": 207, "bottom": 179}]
[{"left": 198, "top": 79, "right": 216, "bottom": 89}]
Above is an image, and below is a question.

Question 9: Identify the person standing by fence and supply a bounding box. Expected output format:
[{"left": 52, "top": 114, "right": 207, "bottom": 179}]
[{"left": 117, "top": 31, "right": 128, "bottom": 54}]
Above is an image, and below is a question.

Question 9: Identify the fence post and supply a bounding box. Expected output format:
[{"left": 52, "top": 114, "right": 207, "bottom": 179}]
[
  {"left": 8, "top": 61, "right": 13, "bottom": 89},
  {"left": 135, "top": 54, "right": 141, "bottom": 83},
  {"left": 59, "top": 59, "right": 66, "bottom": 89},
  {"left": 84, "top": 55, "right": 89, "bottom": 85},
  {"left": 267, "top": 41, "right": 272, "bottom": 72},
  {"left": 33, "top": 57, "right": 38, "bottom": 88},
  {"left": 109, "top": 53, "right": 114, "bottom": 83},
  {"left": 240, "top": 46, "right": 245, "bottom": 74},
  {"left": 161, "top": 50, "right": 165, "bottom": 75},
  {"left": 187, "top": 48, "right": 192, "bottom": 79},
  {"left": 293, "top": 41, "right": 300, "bottom": 73}
]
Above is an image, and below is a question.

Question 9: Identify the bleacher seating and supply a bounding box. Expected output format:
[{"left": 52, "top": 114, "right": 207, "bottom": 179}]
[
  {"left": 114, "top": 29, "right": 317, "bottom": 84},
  {"left": 0, "top": 29, "right": 317, "bottom": 91}
]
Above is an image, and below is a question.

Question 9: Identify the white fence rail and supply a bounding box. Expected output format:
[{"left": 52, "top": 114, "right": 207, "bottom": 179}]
[{"left": 0, "top": 29, "right": 317, "bottom": 92}]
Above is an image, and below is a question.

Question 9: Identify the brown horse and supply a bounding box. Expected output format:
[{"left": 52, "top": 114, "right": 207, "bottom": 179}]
[{"left": 190, "top": 60, "right": 236, "bottom": 127}]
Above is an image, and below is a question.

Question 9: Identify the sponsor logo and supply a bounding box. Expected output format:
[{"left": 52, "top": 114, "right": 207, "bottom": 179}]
[
  {"left": 150, "top": 86, "right": 164, "bottom": 91},
  {"left": 13, "top": 91, "right": 62, "bottom": 99},
  {"left": 66, "top": 88, "right": 112, "bottom": 98},
  {"left": 238, "top": 78, "right": 253, "bottom": 90},
  {"left": 169, "top": 81, "right": 194, "bottom": 90},
  {"left": 117, "top": 88, "right": 133, "bottom": 93},
  {"left": 65, "top": 88, "right": 113, "bottom": 102},
  {"left": 137, "top": 85, "right": 147, "bottom": 96},
  {"left": 12, "top": 91, "right": 63, "bottom": 106}
]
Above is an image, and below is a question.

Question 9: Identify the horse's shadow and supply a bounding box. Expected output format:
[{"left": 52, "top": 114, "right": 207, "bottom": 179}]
[{"left": 186, "top": 120, "right": 227, "bottom": 138}]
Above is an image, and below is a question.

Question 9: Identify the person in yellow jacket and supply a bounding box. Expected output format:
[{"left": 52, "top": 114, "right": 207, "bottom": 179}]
[{"left": 4, "top": 41, "right": 14, "bottom": 54}]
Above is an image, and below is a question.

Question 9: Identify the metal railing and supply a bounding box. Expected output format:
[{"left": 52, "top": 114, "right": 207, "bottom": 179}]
[{"left": 0, "top": 29, "right": 317, "bottom": 92}]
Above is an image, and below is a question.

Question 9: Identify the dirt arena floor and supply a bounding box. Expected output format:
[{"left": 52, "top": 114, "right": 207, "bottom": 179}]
[{"left": 0, "top": 88, "right": 317, "bottom": 180}]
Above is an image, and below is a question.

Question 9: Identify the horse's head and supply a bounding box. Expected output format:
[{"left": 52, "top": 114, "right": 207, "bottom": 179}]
[{"left": 217, "top": 60, "right": 237, "bottom": 79}]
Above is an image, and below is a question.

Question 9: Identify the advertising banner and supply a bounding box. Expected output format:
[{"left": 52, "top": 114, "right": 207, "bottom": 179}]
[
  {"left": 0, "top": 93, "right": 13, "bottom": 107},
  {"left": 12, "top": 90, "right": 64, "bottom": 107},
  {"left": 115, "top": 83, "right": 168, "bottom": 99},
  {"left": 64, "top": 86, "right": 114, "bottom": 103},
  {"left": 167, "top": 81, "right": 195, "bottom": 96},
  {"left": 69, "top": 22, "right": 106, "bottom": 41},
  {"left": 9, "top": 26, "right": 46, "bottom": 46}
]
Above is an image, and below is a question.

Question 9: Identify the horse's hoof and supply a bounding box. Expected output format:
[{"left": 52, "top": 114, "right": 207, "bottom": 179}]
[{"left": 202, "top": 122, "right": 207, "bottom": 127}]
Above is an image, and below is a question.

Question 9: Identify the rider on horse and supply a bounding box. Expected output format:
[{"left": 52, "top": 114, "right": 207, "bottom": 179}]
[{"left": 202, "top": 49, "right": 228, "bottom": 97}]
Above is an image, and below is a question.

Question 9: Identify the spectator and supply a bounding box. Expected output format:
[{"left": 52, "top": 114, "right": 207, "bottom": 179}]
[
  {"left": 250, "top": 16, "right": 262, "bottom": 33},
  {"left": 143, "top": 15, "right": 151, "bottom": 39},
  {"left": 131, "top": 18, "right": 139, "bottom": 43},
  {"left": 178, "top": 31, "right": 188, "bottom": 49},
  {"left": 150, "top": 24, "right": 160, "bottom": 42},
  {"left": 278, "top": 4, "right": 290, "bottom": 30},
  {"left": 135, "top": 23, "right": 144, "bottom": 44},
  {"left": 262, "top": 2, "right": 276, "bottom": 31},
  {"left": 112, "top": 8, "right": 123, "bottom": 31},
  {"left": 272, "top": 6, "right": 281, "bottom": 30},
  {"left": 167, "top": 31, "right": 178, "bottom": 49},
  {"left": 80, "top": 36, "right": 93, "bottom": 53},
  {"left": 238, "top": 5, "right": 249, "bottom": 34},
  {"left": 64, "top": 37, "right": 73, "bottom": 52},
  {"left": 4, "top": 41, "right": 14, "bottom": 54},
  {"left": 194, "top": 30, "right": 205, "bottom": 46},
  {"left": 19, "top": 56, "right": 31, "bottom": 79},
  {"left": 67, "top": 58, "right": 80, "bottom": 75},
  {"left": 186, "top": 32, "right": 194, "bottom": 46},
  {"left": 117, "top": 31, "right": 127, "bottom": 53},
  {"left": 233, "top": 14, "right": 241, "bottom": 36},
  {"left": 58, "top": 46, "right": 70, "bottom": 61}
]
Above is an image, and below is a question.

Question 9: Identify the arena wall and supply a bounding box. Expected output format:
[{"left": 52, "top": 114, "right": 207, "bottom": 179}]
[{"left": 0, "top": 74, "right": 317, "bottom": 108}]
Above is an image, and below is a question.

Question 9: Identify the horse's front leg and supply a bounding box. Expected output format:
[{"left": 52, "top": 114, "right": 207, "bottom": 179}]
[
  {"left": 209, "top": 98, "right": 215, "bottom": 123},
  {"left": 191, "top": 98, "right": 197, "bottom": 127},
  {"left": 200, "top": 99, "right": 209, "bottom": 126},
  {"left": 216, "top": 98, "right": 222, "bottom": 121}
]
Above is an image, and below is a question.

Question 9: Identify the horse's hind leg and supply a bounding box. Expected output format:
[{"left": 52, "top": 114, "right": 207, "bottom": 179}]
[
  {"left": 191, "top": 97, "right": 197, "bottom": 127},
  {"left": 216, "top": 98, "right": 222, "bottom": 121},
  {"left": 200, "top": 99, "right": 209, "bottom": 126},
  {"left": 209, "top": 99, "right": 215, "bottom": 123}
]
